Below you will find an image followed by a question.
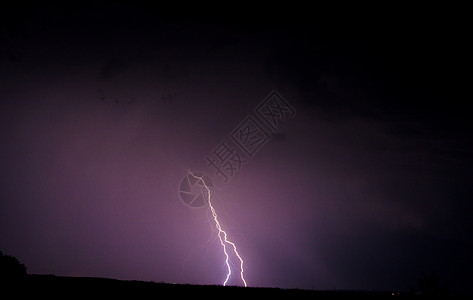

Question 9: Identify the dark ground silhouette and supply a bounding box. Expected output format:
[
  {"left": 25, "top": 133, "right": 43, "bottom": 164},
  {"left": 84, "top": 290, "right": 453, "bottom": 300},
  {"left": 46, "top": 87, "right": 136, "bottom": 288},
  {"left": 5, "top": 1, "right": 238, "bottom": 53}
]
[
  {"left": 15, "top": 274, "right": 405, "bottom": 298},
  {"left": 0, "top": 251, "right": 27, "bottom": 282},
  {"left": 0, "top": 251, "right": 466, "bottom": 297}
]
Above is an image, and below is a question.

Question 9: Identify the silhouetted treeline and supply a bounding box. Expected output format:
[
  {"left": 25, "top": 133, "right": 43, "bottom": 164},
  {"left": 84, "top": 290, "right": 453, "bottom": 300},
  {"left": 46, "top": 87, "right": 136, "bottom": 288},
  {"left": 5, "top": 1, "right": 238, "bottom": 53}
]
[{"left": 0, "top": 251, "right": 27, "bottom": 282}]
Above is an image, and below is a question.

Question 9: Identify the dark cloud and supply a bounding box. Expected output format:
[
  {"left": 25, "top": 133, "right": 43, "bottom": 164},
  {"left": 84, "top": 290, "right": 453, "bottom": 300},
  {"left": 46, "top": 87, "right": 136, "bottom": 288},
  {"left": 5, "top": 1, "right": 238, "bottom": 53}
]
[
  {"left": 100, "top": 57, "right": 129, "bottom": 80},
  {"left": 0, "top": 2, "right": 471, "bottom": 294}
]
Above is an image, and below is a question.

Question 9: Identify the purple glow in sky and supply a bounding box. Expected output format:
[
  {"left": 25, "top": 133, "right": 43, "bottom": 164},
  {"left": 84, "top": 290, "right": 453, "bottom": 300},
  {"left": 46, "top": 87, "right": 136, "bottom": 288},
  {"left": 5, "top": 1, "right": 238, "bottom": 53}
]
[{"left": 1, "top": 2, "right": 471, "bottom": 294}]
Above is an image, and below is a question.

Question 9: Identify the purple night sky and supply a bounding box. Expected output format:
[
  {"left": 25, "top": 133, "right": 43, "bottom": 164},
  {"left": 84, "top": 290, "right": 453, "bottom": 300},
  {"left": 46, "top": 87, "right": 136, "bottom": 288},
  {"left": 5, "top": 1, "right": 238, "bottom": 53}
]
[{"left": 1, "top": 2, "right": 471, "bottom": 293}]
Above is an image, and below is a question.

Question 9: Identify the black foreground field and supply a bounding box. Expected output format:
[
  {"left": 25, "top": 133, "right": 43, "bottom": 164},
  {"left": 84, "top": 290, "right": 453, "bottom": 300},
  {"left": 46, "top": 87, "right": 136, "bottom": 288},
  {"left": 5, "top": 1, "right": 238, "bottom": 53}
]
[{"left": 5, "top": 274, "right": 419, "bottom": 298}]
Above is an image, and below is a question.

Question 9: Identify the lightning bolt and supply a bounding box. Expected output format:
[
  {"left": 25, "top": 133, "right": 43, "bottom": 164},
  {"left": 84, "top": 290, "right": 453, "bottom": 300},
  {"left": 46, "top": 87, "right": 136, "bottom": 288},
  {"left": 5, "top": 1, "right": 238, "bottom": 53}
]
[{"left": 188, "top": 171, "right": 247, "bottom": 287}]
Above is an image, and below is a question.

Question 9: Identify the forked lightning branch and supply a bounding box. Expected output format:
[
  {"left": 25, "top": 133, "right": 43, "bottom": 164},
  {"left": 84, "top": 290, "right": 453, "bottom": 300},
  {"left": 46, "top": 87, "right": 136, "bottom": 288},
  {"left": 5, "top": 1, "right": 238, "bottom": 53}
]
[
  {"left": 178, "top": 91, "right": 296, "bottom": 287},
  {"left": 188, "top": 171, "right": 247, "bottom": 287}
]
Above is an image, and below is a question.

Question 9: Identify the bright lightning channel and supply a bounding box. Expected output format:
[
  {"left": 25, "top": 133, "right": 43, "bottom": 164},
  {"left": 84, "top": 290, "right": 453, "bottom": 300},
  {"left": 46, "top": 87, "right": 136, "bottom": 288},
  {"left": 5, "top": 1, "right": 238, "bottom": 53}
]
[{"left": 188, "top": 171, "right": 247, "bottom": 287}]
